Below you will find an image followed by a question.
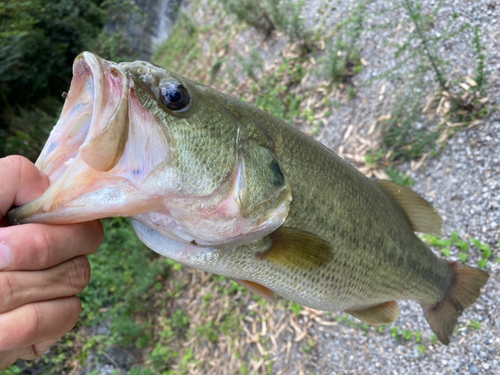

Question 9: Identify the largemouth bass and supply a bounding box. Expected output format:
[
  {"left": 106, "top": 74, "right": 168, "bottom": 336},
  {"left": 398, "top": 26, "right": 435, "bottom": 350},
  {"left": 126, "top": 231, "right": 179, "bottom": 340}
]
[{"left": 7, "top": 52, "right": 488, "bottom": 345}]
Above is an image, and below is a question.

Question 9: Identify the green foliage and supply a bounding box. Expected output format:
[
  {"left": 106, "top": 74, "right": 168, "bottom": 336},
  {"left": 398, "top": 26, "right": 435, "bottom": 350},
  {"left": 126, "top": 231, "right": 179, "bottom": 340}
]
[
  {"left": 218, "top": 0, "right": 276, "bottom": 37},
  {"left": 301, "top": 338, "right": 316, "bottom": 354},
  {"left": 252, "top": 57, "right": 306, "bottom": 123},
  {"left": 172, "top": 309, "right": 190, "bottom": 331},
  {"left": 323, "top": 0, "right": 365, "bottom": 85},
  {"left": 472, "top": 26, "right": 487, "bottom": 93},
  {"left": 236, "top": 46, "right": 264, "bottom": 79},
  {"left": 219, "top": 0, "right": 312, "bottom": 50},
  {"left": 290, "top": 301, "right": 303, "bottom": 316},
  {"left": 423, "top": 232, "right": 494, "bottom": 268},
  {"left": 468, "top": 320, "right": 482, "bottom": 330},
  {"left": 0, "top": 98, "right": 58, "bottom": 161},
  {"left": 80, "top": 218, "right": 170, "bottom": 348},
  {"left": 375, "top": 1, "right": 490, "bottom": 161},
  {"left": 0, "top": 0, "right": 138, "bottom": 160},
  {"left": 382, "top": 90, "right": 440, "bottom": 161},
  {"left": 2, "top": 365, "right": 22, "bottom": 375},
  {"left": 0, "top": 0, "right": 106, "bottom": 107},
  {"left": 154, "top": 12, "right": 200, "bottom": 75},
  {"left": 364, "top": 149, "right": 383, "bottom": 167},
  {"left": 386, "top": 166, "right": 415, "bottom": 187}
]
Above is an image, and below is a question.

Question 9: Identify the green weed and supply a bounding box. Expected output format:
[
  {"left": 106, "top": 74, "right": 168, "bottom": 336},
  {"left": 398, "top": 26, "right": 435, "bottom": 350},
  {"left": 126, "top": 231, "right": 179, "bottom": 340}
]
[
  {"left": 381, "top": 89, "right": 441, "bottom": 161},
  {"left": 301, "top": 338, "right": 317, "bottom": 354},
  {"left": 219, "top": 0, "right": 313, "bottom": 51},
  {"left": 386, "top": 166, "right": 415, "bottom": 187},
  {"left": 468, "top": 320, "right": 482, "bottom": 330},
  {"left": 80, "top": 218, "right": 170, "bottom": 348},
  {"left": 172, "top": 309, "right": 190, "bottom": 331},
  {"left": 252, "top": 57, "right": 306, "bottom": 123},
  {"left": 423, "top": 232, "right": 494, "bottom": 269},
  {"left": 323, "top": 0, "right": 365, "bottom": 85},
  {"left": 2, "top": 366, "right": 22, "bottom": 375},
  {"left": 290, "top": 301, "right": 303, "bottom": 316},
  {"left": 154, "top": 12, "right": 200, "bottom": 75},
  {"left": 375, "top": 1, "right": 491, "bottom": 161}
]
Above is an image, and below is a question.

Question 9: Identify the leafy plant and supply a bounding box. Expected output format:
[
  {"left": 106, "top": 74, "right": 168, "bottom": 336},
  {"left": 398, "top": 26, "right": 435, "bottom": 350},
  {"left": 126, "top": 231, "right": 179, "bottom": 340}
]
[
  {"left": 323, "top": 0, "right": 365, "bottom": 85},
  {"left": 80, "top": 218, "right": 170, "bottom": 347},
  {"left": 468, "top": 320, "right": 482, "bottom": 330},
  {"left": 252, "top": 57, "right": 306, "bottom": 123},
  {"left": 0, "top": 0, "right": 138, "bottom": 160},
  {"left": 154, "top": 11, "right": 200, "bottom": 75},
  {"left": 290, "top": 301, "right": 303, "bottom": 316},
  {"left": 375, "top": 1, "right": 491, "bottom": 161},
  {"left": 219, "top": 0, "right": 313, "bottom": 51}
]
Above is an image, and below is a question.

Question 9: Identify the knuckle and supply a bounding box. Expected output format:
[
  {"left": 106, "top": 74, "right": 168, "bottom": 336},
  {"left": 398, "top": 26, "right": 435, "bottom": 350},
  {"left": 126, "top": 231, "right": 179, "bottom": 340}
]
[
  {"left": 25, "top": 304, "right": 42, "bottom": 341},
  {"left": 85, "top": 221, "right": 104, "bottom": 253},
  {"left": 31, "top": 229, "right": 52, "bottom": 267},
  {"left": 1, "top": 155, "right": 25, "bottom": 172},
  {"left": 65, "top": 297, "right": 82, "bottom": 326},
  {"left": 1, "top": 156, "right": 28, "bottom": 184},
  {"left": 65, "top": 257, "right": 91, "bottom": 291},
  {"left": 0, "top": 273, "right": 15, "bottom": 310}
]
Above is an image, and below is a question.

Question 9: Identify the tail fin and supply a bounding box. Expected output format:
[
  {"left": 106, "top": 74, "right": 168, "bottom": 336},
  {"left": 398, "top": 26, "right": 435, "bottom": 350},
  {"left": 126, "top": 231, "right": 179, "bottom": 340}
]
[{"left": 422, "top": 262, "right": 489, "bottom": 345}]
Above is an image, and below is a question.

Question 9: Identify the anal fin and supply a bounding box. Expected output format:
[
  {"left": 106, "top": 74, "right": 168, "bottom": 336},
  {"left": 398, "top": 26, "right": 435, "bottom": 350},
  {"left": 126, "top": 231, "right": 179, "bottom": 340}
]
[
  {"left": 346, "top": 300, "right": 400, "bottom": 326},
  {"left": 232, "top": 279, "right": 277, "bottom": 304}
]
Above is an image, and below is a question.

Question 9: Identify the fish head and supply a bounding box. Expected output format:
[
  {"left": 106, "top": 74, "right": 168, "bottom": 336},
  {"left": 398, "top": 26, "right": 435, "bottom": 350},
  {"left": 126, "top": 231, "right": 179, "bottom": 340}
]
[{"left": 7, "top": 52, "right": 291, "bottom": 246}]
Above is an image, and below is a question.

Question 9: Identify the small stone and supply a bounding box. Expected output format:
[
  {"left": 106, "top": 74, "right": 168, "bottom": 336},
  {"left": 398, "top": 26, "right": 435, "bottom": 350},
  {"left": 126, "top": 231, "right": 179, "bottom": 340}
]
[
  {"left": 484, "top": 363, "right": 490, "bottom": 370},
  {"left": 469, "top": 364, "right": 479, "bottom": 374}
]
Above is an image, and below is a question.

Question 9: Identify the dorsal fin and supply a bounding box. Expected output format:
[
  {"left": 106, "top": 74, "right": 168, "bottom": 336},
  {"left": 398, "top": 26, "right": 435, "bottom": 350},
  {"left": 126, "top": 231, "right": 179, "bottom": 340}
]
[{"left": 376, "top": 180, "right": 445, "bottom": 237}]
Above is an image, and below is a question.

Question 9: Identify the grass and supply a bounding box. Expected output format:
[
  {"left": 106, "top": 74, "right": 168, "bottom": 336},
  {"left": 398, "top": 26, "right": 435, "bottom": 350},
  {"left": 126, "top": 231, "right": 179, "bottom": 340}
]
[
  {"left": 323, "top": 0, "right": 366, "bottom": 87},
  {"left": 218, "top": 0, "right": 313, "bottom": 51},
  {"left": 368, "top": 0, "right": 492, "bottom": 163},
  {"left": 422, "top": 231, "right": 496, "bottom": 270}
]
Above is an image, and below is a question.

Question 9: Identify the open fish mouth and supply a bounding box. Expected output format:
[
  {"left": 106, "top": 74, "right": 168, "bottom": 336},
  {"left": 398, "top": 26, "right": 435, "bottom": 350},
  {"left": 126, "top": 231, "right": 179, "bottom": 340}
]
[{"left": 7, "top": 52, "right": 169, "bottom": 224}]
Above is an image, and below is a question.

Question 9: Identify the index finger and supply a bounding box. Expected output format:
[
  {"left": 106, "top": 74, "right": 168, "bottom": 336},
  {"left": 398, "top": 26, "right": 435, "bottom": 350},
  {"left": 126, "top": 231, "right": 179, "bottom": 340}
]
[{"left": 0, "top": 156, "right": 50, "bottom": 219}]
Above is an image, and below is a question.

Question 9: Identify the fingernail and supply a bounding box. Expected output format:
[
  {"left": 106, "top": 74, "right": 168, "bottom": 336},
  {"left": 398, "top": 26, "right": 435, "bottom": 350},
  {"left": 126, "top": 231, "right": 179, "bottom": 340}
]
[{"left": 0, "top": 241, "right": 12, "bottom": 270}]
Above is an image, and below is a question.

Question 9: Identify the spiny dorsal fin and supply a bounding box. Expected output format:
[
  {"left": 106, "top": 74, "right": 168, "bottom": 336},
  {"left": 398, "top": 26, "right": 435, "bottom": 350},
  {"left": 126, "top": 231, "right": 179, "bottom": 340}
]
[
  {"left": 257, "top": 227, "right": 334, "bottom": 270},
  {"left": 231, "top": 279, "right": 277, "bottom": 304},
  {"left": 346, "top": 300, "right": 400, "bottom": 326},
  {"left": 376, "top": 180, "right": 445, "bottom": 237}
]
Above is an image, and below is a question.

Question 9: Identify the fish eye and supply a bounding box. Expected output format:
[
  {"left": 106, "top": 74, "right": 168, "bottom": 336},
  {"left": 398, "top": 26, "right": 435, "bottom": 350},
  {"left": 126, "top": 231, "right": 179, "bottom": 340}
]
[{"left": 161, "top": 82, "right": 190, "bottom": 111}]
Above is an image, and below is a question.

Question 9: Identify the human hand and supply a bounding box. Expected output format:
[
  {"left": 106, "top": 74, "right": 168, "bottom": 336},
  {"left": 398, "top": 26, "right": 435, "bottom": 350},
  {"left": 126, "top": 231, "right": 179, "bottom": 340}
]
[{"left": 0, "top": 156, "right": 104, "bottom": 370}]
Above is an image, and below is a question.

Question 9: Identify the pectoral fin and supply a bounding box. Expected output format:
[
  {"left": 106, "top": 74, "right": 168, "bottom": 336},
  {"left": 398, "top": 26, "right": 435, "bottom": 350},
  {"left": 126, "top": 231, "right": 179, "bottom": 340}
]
[
  {"left": 257, "top": 227, "right": 334, "bottom": 270},
  {"left": 346, "top": 300, "right": 400, "bottom": 326},
  {"left": 376, "top": 180, "right": 445, "bottom": 237},
  {"left": 232, "top": 279, "right": 277, "bottom": 304}
]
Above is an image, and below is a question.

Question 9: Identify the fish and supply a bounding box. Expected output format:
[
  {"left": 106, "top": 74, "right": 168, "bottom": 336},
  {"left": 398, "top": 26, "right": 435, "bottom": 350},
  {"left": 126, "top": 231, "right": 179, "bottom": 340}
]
[{"left": 6, "top": 52, "right": 488, "bottom": 345}]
